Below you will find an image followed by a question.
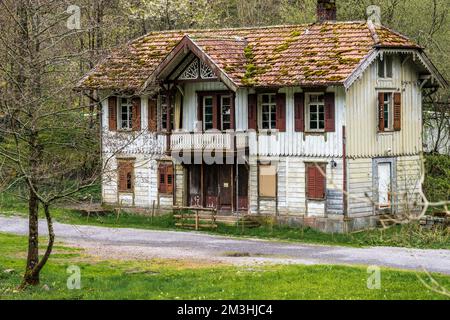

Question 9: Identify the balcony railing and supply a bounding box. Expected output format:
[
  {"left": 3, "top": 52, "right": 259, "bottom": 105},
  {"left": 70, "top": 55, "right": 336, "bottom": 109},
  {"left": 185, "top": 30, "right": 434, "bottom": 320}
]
[{"left": 170, "top": 131, "right": 248, "bottom": 151}]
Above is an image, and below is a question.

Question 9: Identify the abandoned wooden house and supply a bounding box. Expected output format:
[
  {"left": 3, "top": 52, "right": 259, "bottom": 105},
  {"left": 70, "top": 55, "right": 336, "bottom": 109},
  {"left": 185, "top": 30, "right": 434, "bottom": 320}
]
[{"left": 76, "top": 0, "right": 447, "bottom": 232}]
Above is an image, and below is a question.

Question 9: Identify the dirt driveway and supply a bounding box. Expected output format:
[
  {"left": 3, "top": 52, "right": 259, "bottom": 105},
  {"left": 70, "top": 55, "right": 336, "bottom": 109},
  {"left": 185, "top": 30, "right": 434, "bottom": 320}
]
[{"left": 1, "top": 215, "right": 450, "bottom": 274}]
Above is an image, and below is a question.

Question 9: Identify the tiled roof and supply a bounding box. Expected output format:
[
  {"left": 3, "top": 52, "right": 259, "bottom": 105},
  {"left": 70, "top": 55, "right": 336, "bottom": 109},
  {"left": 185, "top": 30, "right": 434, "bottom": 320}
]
[{"left": 76, "top": 21, "right": 420, "bottom": 91}]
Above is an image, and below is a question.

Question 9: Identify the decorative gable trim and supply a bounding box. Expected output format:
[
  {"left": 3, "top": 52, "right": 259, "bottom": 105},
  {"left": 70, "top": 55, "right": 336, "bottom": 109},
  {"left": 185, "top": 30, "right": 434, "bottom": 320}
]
[
  {"left": 143, "top": 35, "right": 238, "bottom": 92},
  {"left": 177, "top": 58, "right": 217, "bottom": 80}
]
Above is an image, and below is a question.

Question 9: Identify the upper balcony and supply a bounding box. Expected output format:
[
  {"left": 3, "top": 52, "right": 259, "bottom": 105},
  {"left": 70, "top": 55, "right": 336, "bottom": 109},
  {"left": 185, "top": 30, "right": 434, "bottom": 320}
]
[{"left": 170, "top": 131, "right": 248, "bottom": 152}]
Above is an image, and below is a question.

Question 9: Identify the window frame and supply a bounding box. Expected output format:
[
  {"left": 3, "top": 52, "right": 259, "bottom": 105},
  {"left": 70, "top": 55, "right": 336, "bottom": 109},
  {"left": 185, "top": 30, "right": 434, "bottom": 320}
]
[
  {"left": 117, "top": 159, "right": 134, "bottom": 193},
  {"left": 258, "top": 93, "right": 277, "bottom": 130},
  {"left": 118, "top": 97, "right": 133, "bottom": 131},
  {"left": 160, "top": 94, "right": 174, "bottom": 131},
  {"left": 305, "top": 93, "right": 326, "bottom": 133},
  {"left": 220, "top": 95, "right": 232, "bottom": 131},
  {"left": 158, "top": 162, "right": 174, "bottom": 195},
  {"left": 377, "top": 55, "right": 393, "bottom": 79},
  {"left": 379, "top": 91, "right": 395, "bottom": 132},
  {"left": 202, "top": 95, "right": 214, "bottom": 131}
]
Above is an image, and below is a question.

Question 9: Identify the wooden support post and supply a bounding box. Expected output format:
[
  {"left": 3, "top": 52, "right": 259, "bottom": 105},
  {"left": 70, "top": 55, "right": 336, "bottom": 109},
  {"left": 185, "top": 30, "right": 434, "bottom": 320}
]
[{"left": 195, "top": 209, "right": 199, "bottom": 230}]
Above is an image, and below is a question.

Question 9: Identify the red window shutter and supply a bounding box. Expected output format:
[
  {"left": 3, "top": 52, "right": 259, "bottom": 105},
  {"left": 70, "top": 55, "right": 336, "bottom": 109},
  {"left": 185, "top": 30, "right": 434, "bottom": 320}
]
[
  {"left": 307, "top": 164, "right": 326, "bottom": 199},
  {"left": 158, "top": 164, "right": 166, "bottom": 194},
  {"left": 167, "top": 164, "right": 174, "bottom": 194},
  {"left": 324, "top": 92, "right": 335, "bottom": 132},
  {"left": 393, "top": 92, "right": 401, "bottom": 131},
  {"left": 248, "top": 94, "right": 257, "bottom": 130},
  {"left": 307, "top": 165, "right": 316, "bottom": 199},
  {"left": 108, "top": 96, "right": 117, "bottom": 131},
  {"left": 148, "top": 97, "right": 157, "bottom": 132},
  {"left": 132, "top": 97, "right": 141, "bottom": 131},
  {"left": 316, "top": 165, "right": 326, "bottom": 199},
  {"left": 294, "top": 93, "right": 305, "bottom": 132},
  {"left": 378, "top": 92, "right": 385, "bottom": 132},
  {"left": 276, "top": 93, "right": 286, "bottom": 132}
]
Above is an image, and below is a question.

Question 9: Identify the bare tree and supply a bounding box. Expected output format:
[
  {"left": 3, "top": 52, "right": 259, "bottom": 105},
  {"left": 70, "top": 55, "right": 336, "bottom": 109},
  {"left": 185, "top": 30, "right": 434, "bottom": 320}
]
[{"left": 0, "top": 0, "right": 101, "bottom": 288}]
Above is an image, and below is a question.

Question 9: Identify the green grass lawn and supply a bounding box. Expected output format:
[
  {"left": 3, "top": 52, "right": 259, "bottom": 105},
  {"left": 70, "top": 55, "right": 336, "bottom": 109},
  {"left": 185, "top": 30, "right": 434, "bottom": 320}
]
[
  {"left": 0, "top": 232, "right": 449, "bottom": 300},
  {"left": 1, "top": 191, "right": 449, "bottom": 250}
]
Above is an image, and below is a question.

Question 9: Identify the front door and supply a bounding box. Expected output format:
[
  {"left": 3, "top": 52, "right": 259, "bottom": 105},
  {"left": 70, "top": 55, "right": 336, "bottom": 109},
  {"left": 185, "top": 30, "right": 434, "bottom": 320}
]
[
  {"left": 377, "top": 162, "right": 391, "bottom": 209},
  {"left": 219, "top": 165, "right": 232, "bottom": 210}
]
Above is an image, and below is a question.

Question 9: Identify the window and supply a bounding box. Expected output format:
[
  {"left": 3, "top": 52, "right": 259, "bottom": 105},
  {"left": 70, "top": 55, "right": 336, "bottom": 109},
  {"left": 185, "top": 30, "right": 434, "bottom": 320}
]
[
  {"left": 119, "top": 98, "right": 133, "bottom": 130},
  {"left": 158, "top": 163, "right": 174, "bottom": 194},
  {"left": 118, "top": 160, "right": 134, "bottom": 193},
  {"left": 203, "top": 96, "right": 214, "bottom": 131},
  {"left": 198, "top": 92, "right": 234, "bottom": 131},
  {"left": 160, "top": 95, "right": 174, "bottom": 131},
  {"left": 259, "top": 93, "right": 277, "bottom": 130},
  {"left": 306, "top": 163, "right": 326, "bottom": 200},
  {"left": 221, "top": 96, "right": 231, "bottom": 130},
  {"left": 306, "top": 93, "right": 325, "bottom": 131},
  {"left": 377, "top": 55, "right": 393, "bottom": 79},
  {"left": 379, "top": 92, "right": 393, "bottom": 131},
  {"left": 258, "top": 164, "right": 276, "bottom": 198}
]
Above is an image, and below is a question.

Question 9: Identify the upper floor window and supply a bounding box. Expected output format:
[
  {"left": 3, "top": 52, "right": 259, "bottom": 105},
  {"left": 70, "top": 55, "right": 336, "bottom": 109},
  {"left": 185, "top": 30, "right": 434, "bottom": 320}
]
[
  {"left": 306, "top": 93, "right": 325, "bottom": 132},
  {"left": 377, "top": 55, "right": 393, "bottom": 79},
  {"left": 160, "top": 94, "right": 174, "bottom": 131},
  {"left": 259, "top": 93, "right": 277, "bottom": 130},
  {"left": 198, "top": 92, "right": 234, "bottom": 132},
  {"left": 119, "top": 98, "right": 133, "bottom": 130},
  {"left": 203, "top": 96, "right": 214, "bottom": 131},
  {"left": 378, "top": 92, "right": 401, "bottom": 132},
  {"left": 221, "top": 96, "right": 232, "bottom": 130}
]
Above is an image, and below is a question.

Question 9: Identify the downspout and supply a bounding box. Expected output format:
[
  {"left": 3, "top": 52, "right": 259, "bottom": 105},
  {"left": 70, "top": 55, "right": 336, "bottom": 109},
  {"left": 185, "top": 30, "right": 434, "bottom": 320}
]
[{"left": 342, "top": 125, "right": 348, "bottom": 219}]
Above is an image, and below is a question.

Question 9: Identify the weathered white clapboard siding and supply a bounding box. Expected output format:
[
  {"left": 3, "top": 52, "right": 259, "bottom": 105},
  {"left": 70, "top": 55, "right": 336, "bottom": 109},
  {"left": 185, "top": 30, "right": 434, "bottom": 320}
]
[
  {"left": 346, "top": 55, "right": 422, "bottom": 158},
  {"left": 347, "top": 158, "right": 374, "bottom": 217},
  {"left": 249, "top": 156, "right": 344, "bottom": 216},
  {"left": 396, "top": 155, "right": 422, "bottom": 213},
  {"left": 101, "top": 154, "right": 175, "bottom": 209},
  {"left": 347, "top": 155, "right": 423, "bottom": 217}
]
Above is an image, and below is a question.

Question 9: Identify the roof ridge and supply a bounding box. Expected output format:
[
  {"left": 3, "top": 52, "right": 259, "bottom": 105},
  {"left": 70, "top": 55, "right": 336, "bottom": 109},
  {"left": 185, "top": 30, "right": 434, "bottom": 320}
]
[{"left": 131, "top": 20, "right": 369, "bottom": 40}]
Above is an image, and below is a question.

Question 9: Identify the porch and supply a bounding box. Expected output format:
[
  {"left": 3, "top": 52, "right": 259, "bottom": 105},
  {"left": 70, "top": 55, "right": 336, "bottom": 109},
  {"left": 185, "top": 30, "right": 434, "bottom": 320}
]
[{"left": 183, "top": 163, "right": 249, "bottom": 213}]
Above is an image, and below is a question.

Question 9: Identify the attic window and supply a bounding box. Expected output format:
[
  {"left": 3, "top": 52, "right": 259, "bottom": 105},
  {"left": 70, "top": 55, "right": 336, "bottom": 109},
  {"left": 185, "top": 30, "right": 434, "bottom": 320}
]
[{"left": 378, "top": 55, "right": 393, "bottom": 79}]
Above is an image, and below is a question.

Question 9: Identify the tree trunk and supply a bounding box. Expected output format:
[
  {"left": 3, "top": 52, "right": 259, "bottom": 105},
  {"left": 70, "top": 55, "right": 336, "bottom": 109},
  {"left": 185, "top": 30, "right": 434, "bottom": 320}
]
[{"left": 22, "top": 188, "right": 40, "bottom": 287}]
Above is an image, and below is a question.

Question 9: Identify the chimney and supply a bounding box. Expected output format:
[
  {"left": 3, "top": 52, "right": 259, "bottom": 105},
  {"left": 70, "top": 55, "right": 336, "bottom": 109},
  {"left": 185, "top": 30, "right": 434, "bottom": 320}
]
[{"left": 317, "top": 0, "right": 337, "bottom": 22}]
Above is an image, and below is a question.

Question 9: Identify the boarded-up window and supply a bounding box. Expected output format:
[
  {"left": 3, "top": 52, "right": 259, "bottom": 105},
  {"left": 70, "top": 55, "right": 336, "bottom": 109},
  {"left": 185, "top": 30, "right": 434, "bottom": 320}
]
[
  {"left": 118, "top": 160, "right": 134, "bottom": 193},
  {"left": 158, "top": 162, "right": 174, "bottom": 194},
  {"left": 306, "top": 163, "right": 326, "bottom": 200},
  {"left": 259, "top": 164, "right": 276, "bottom": 198}
]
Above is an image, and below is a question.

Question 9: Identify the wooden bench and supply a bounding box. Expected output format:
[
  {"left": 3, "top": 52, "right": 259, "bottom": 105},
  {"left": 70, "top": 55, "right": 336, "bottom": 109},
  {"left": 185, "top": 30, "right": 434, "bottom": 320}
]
[{"left": 173, "top": 206, "right": 218, "bottom": 230}]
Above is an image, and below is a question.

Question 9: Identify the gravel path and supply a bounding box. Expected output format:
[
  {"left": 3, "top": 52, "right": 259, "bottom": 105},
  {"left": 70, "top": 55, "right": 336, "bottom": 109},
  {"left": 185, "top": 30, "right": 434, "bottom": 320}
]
[{"left": 1, "top": 215, "right": 449, "bottom": 274}]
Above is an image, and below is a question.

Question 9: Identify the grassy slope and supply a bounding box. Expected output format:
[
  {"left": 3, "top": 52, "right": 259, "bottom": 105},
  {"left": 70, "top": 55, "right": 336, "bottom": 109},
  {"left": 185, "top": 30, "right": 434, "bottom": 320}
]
[
  {"left": 0, "top": 233, "right": 449, "bottom": 300},
  {"left": 1, "top": 191, "right": 449, "bottom": 249}
]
